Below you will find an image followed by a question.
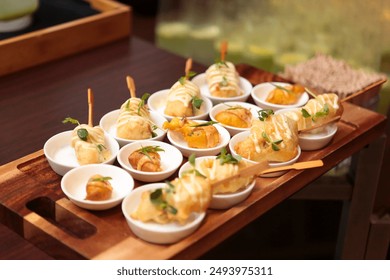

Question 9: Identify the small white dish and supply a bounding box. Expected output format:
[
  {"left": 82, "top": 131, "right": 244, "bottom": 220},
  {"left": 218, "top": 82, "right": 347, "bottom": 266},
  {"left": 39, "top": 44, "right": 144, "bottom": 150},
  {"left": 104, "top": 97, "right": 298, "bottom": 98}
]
[
  {"left": 251, "top": 82, "right": 309, "bottom": 111},
  {"left": 298, "top": 124, "right": 338, "bottom": 151},
  {"left": 117, "top": 140, "right": 183, "bottom": 182},
  {"left": 147, "top": 89, "right": 213, "bottom": 121},
  {"left": 122, "top": 183, "right": 205, "bottom": 244},
  {"left": 178, "top": 156, "right": 255, "bottom": 209},
  {"left": 191, "top": 73, "right": 253, "bottom": 105},
  {"left": 229, "top": 131, "right": 301, "bottom": 177},
  {"left": 99, "top": 109, "right": 167, "bottom": 147},
  {"left": 209, "top": 101, "right": 262, "bottom": 136},
  {"left": 61, "top": 164, "right": 134, "bottom": 211},
  {"left": 44, "top": 130, "right": 119, "bottom": 176},
  {"left": 167, "top": 121, "right": 231, "bottom": 157}
]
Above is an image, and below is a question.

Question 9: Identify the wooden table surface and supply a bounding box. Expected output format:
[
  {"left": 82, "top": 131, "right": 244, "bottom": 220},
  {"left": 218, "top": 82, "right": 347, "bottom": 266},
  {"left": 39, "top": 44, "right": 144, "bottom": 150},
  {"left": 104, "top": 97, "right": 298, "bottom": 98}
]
[{"left": 0, "top": 37, "right": 387, "bottom": 259}]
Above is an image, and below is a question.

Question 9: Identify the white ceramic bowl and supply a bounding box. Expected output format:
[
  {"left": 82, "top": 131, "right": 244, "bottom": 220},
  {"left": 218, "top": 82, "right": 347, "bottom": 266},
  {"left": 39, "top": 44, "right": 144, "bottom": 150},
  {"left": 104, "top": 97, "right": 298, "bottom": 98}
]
[
  {"left": 191, "top": 73, "right": 253, "bottom": 105},
  {"left": 275, "top": 108, "right": 338, "bottom": 151},
  {"left": 147, "top": 89, "right": 213, "bottom": 121},
  {"left": 122, "top": 183, "right": 205, "bottom": 244},
  {"left": 44, "top": 130, "right": 119, "bottom": 176},
  {"left": 298, "top": 124, "right": 338, "bottom": 151},
  {"left": 229, "top": 131, "right": 301, "bottom": 177},
  {"left": 251, "top": 82, "right": 309, "bottom": 112},
  {"left": 117, "top": 140, "right": 183, "bottom": 182},
  {"left": 99, "top": 109, "right": 167, "bottom": 147},
  {"left": 167, "top": 121, "right": 231, "bottom": 157},
  {"left": 209, "top": 101, "right": 262, "bottom": 136},
  {"left": 178, "top": 156, "right": 255, "bottom": 209},
  {"left": 61, "top": 164, "right": 134, "bottom": 211}
]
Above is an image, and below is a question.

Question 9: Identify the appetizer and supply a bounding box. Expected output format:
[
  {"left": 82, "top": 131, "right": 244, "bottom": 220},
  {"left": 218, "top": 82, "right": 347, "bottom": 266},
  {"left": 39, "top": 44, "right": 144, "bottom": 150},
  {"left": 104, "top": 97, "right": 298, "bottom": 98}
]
[
  {"left": 266, "top": 83, "right": 305, "bottom": 105},
  {"left": 116, "top": 94, "right": 156, "bottom": 140},
  {"left": 205, "top": 41, "right": 243, "bottom": 98},
  {"left": 214, "top": 104, "right": 252, "bottom": 128},
  {"left": 131, "top": 172, "right": 212, "bottom": 224},
  {"left": 128, "top": 145, "right": 164, "bottom": 172},
  {"left": 63, "top": 89, "right": 110, "bottom": 165},
  {"left": 280, "top": 93, "right": 343, "bottom": 131},
  {"left": 187, "top": 150, "right": 255, "bottom": 195},
  {"left": 164, "top": 58, "right": 203, "bottom": 117},
  {"left": 234, "top": 110, "right": 299, "bottom": 163},
  {"left": 163, "top": 118, "right": 220, "bottom": 149},
  {"left": 85, "top": 174, "right": 113, "bottom": 201}
]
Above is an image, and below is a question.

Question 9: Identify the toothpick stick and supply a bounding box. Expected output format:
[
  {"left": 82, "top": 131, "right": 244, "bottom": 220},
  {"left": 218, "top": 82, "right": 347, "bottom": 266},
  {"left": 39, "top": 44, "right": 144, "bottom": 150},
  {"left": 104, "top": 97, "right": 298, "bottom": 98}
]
[
  {"left": 220, "top": 41, "right": 227, "bottom": 62},
  {"left": 185, "top": 58, "right": 192, "bottom": 80},
  {"left": 88, "top": 88, "right": 94, "bottom": 127},
  {"left": 126, "top": 75, "right": 136, "bottom": 98},
  {"left": 305, "top": 87, "right": 318, "bottom": 99}
]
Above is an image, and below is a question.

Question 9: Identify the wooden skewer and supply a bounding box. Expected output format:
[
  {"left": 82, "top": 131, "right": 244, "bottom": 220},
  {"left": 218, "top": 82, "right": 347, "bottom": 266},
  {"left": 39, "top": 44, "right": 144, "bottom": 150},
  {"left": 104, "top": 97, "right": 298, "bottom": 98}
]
[
  {"left": 88, "top": 88, "right": 94, "bottom": 127},
  {"left": 260, "top": 160, "right": 323, "bottom": 175},
  {"left": 299, "top": 115, "right": 341, "bottom": 133},
  {"left": 126, "top": 75, "right": 136, "bottom": 98},
  {"left": 220, "top": 41, "right": 227, "bottom": 62},
  {"left": 185, "top": 58, "right": 192, "bottom": 80},
  {"left": 304, "top": 87, "right": 319, "bottom": 99},
  {"left": 211, "top": 159, "right": 269, "bottom": 188}
]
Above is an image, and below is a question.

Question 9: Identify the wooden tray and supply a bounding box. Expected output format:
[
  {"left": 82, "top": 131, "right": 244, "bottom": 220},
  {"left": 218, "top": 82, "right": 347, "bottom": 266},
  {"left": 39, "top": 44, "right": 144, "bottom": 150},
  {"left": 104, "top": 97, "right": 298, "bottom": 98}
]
[
  {"left": 0, "top": 0, "right": 131, "bottom": 77},
  {"left": 0, "top": 94, "right": 386, "bottom": 259}
]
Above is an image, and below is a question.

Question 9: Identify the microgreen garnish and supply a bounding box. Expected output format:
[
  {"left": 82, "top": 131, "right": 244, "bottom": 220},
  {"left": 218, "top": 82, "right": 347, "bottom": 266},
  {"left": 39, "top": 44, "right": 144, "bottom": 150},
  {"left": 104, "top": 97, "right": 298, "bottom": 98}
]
[
  {"left": 62, "top": 117, "right": 80, "bottom": 125},
  {"left": 190, "top": 120, "right": 218, "bottom": 127},
  {"left": 257, "top": 109, "right": 274, "bottom": 121},
  {"left": 191, "top": 95, "right": 203, "bottom": 111},
  {"left": 262, "top": 131, "right": 283, "bottom": 151},
  {"left": 216, "top": 147, "right": 241, "bottom": 165},
  {"left": 96, "top": 144, "right": 106, "bottom": 152},
  {"left": 150, "top": 188, "right": 177, "bottom": 215},
  {"left": 271, "top": 83, "right": 293, "bottom": 94},
  {"left": 215, "top": 59, "right": 228, "bottom": 68},
  {"left": 91, "top": 176, "right": 112, "bottom": 182},
  {"left": 179, "top": 71, "right": 197, "bottom": 85},
  {"left": 301, "top": 104, "right": 329, "bottom": 121},
  {"left": 219, "top": 76, "right": 229, "bottom": 87},
  {"left": 77, "top": 128, "right": 88, "bottom": 141},
  {"left": 181, "top": 154, "right": 207, "bottom": 178},
  {"left": 137, "top": 145, "right": 164, "bottom": 161},
  {"left": 137, "top": 93, "right": 150, "bottom": 115}
]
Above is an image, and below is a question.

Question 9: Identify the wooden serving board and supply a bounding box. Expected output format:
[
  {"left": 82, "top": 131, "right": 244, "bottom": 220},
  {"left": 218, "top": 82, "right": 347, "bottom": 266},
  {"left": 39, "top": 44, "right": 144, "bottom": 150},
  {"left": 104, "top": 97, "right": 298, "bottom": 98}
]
[
  {"left": 0, "top": 99, "right": 385, "bottom": 259},
  {"left": 0, "top": 0, "right": 131, "bottom": 77}
]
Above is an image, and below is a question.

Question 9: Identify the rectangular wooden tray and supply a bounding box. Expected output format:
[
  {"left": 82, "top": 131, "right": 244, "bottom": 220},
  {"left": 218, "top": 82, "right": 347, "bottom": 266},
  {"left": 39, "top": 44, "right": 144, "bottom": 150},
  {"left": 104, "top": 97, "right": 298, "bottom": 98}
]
[
  {"left": 0, "top": 0, "right": 131, "bottom": 77},
  {"left": 0, "top": 100, "right": 386, "bottom": 260}
]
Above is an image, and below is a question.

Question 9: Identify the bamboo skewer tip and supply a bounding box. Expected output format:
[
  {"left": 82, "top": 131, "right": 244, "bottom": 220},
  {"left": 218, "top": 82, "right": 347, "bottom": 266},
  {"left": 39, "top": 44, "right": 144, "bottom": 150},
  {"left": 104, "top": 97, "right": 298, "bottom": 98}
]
[
  {"left": 126, "top": 75, "right": 136, "bottom": 98},
  {"left": 185, "top": 58, "right": 192, "bottom": 80},
  {"left": 87, "top": 88, "right": 94, "bottom": 127},
  {"left": 220, "top": 41, "right": 227, "bottom": 62}
]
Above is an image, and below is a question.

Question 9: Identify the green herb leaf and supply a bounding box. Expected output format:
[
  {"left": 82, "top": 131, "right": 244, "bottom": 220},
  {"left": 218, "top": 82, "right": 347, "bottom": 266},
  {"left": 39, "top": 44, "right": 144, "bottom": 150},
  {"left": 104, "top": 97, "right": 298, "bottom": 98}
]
[
  {"left": 257, "top": 109, "right": 274, "bottom": 121},
  {"left": 219, "top": 76, "right": 229, "bottom": 87},
  {"left": 77, "top": 128, "right": 88, "bottom": 141},
  {"left": 262, "top": 131, "right": 271, "bottom": 143},
  {"left": 190, "top": 120, "right": 218, "bottom": 127},
  {"left": 179, "top": 71, "right": 197, "bottom": 85},
  {"left": 301, "top": 108, "right": 311, "bottom": 118},
  {"left": 150, "top": 188, "right": 164, "bottom": 205},
  {"left": 166, "top": 205, "right": 178, "bottom": 215},
  {"left": 179, "top": 76, "right": 186, "bottom": 85},
  {"left": 191, "top": 96, "right": 204, "bottom": 110},
  {"left": 272, "top": 143, "right": 280, "bottom": 151},
  {"left": 138, "top": 145, "right": 164, "bottom": 160},
  {"left": 271, "top": 83, "right": 293, "bottom": 94},
  {"left": 91, "top": 176, "right": 112, "bottom": 182},
  {"left": 216, "top": 147, "right": 241, "bottom": 165},
  {"left": 62, "top": 117, "right": 80, "bottom": 125},
  {"left": 96, "top": 144, "right": 106, "bottom": 152},
  {"left": 188, "top": 154, "right": 196, "bottom": 166},
  {"left": 215, "top": 59, "right": 228, "bottom": 67},
  {"left": 137, "top": 93, "right": 150, "bottom": 115}
]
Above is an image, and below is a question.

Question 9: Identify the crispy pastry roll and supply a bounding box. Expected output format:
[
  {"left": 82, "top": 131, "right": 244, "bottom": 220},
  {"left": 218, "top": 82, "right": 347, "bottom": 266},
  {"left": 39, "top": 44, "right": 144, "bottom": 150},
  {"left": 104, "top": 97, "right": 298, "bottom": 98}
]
[
  {"left": 128, "top": 146, "right": 163, "bottom": 172},
  {"left": 85, "top": 174, "right": 113, "bottom": 201},
  {"left": 205, "top": 61, "right": 243, "bottom": 97},
  {"left": 214, "top": 105, "right": 252, "bottom": 128}
]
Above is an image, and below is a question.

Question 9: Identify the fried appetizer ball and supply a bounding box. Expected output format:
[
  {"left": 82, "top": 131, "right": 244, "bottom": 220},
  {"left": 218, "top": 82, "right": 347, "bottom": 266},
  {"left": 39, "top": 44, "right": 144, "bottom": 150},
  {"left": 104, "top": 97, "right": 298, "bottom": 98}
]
[
  {"left": 214, "top": 105, "right": 252, "bottom": 128},
  {"left": 205, "top": 61, "right": 243, "bottom": 97},
  {"left": 163, "top": 118, "right": 220, "bottom": 149},
  {"left": 131, "top": 172, "right": 212, "bottom": 224},
  {"left": 128, "top": 146, "right": 163, "bottom": 172},
  {"left": 85, "top": 174, "right": 113, "bottom": 201},
  {"left": 71, "top": 124, "right": 111, "bottom": 165},
  {"left": 164, "top": 79, "right": 203, "bottom": 117}
]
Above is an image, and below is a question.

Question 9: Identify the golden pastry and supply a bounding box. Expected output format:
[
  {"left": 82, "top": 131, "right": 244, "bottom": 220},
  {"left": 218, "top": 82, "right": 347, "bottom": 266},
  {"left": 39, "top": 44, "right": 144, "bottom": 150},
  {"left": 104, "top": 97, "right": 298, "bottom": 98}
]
[
  {"left": 85, "top": 174, "right": 113, "bottom": 201},
  {"left": 205, "top": 61, "right": 243, "bottom": 97},
  {"left": 214, "top": 105, "right": 252, "bottom": 128},
  {"left": 128, "top": 145, "right": 164, "bottom": 172},
  {"left": 266, "top": 83, "right": 305, "bottom": 105}
]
